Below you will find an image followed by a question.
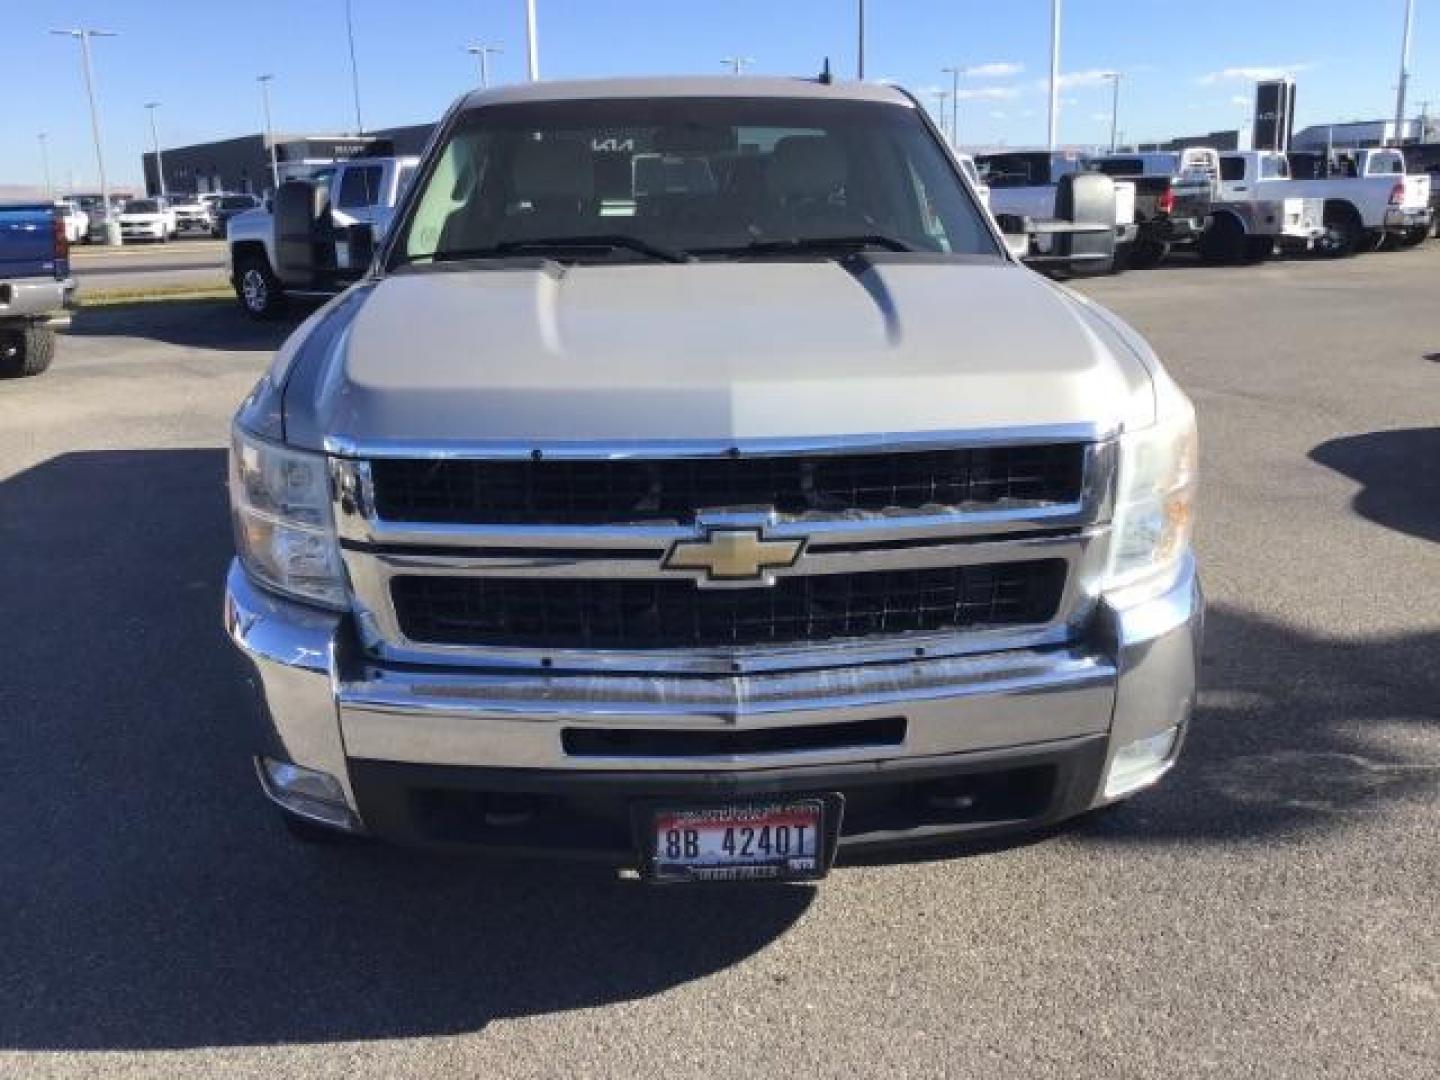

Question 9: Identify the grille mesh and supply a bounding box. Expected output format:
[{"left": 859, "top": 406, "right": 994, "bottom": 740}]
[
  {"left": 369, "top": 445, "right": 1086, "bottom": 526},
  {"left": 391, "top": 561, "right": 1068, "bottom": 650}
]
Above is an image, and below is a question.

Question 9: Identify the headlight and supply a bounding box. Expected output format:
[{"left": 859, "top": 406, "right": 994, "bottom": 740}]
[
  {"left": 1103, "top": 401, "right": 1197, "bottom": 599},
  {"left": 230, "top": 426, "right": 347, "bottom": 609}
]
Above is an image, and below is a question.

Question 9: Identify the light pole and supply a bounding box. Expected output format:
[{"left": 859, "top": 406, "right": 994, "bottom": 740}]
[
  {"left": 931, "top": 90, "right": 951, "bottom": 140},
  {"left": 345, "top": 0, "right": 364, "bottom": 132},
  {"left": 1102, "top": 71, "right": 1121, "bottom": 152},
  {"left": 50, "top": 27, "right": 119, "bottom": 244},
  {"left": 525, "top": 0, "right": 539, "bottom": 81},
  {"left": 856, "top": 0, "right": 866, "bottom": 80},
  {"left": 38, "top": 133, "right": 53, "bottom": 200},
  {"left": 467, "top": 43, "right": 502, "bottom": 88},
  {"left": 257, "top": 75, "right": 280, "bottom": 191},
  {"left": 1047, "top": 0, "right": 1062, "bottom": 150},
  {"left": 144, "top": 102, "right": 167, "bottom": 197},
  {"left": 1393, "top": 0, "right": 1415, "bottom": 139},
  {"left": 721, "top": 57, "right": 754, "bottom": 75},
  {"left": 941, "top": 66, "right": 962, "bottom": 145}
]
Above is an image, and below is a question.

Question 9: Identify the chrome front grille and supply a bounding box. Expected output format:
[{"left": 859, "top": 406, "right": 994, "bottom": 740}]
[
  {"left": 332, "top": 429, "right": 1116, "bottom": 674},
  {"left": 367, "top": 444, "right": 1087, "bottom": 526}
]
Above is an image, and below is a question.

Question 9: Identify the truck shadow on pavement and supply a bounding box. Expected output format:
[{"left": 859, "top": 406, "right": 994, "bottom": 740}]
[
  {"left": 1309, "top": 427, "right": 1440, "bottom": 544},
  {"left": 65, "top": 300, "right": 297, "bottom": 352},
  {"left": 0, "top": 448, "right": 1435, "bottom": 1049}
]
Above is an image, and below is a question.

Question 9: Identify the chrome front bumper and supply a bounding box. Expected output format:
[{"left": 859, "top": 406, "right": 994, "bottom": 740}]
[{"left": 225, "top": 556, "right": 1202, "bottom": 849}]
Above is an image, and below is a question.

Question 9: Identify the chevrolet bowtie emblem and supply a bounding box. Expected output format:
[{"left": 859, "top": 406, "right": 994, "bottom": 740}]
[{"left": 663, "top": 528, "right": 804, "bottom": 584}]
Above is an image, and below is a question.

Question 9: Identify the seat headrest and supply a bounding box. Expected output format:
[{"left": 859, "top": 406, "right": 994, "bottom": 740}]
[
  {"left": 513, "top": 139, "right": 594, "bottom": 201},
  {"left": 768, "top": 136, "right": 846, "bottom": 200}
]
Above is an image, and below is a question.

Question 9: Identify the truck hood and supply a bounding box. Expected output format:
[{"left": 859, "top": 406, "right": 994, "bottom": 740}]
[{"left": 290, "top": 259, "right": 1159, "bottom": 450}]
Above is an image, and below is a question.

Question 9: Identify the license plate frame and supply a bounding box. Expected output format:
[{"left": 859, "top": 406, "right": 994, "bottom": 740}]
[{"left": 636, "top": 794, "right": 844, "bottom": 884}]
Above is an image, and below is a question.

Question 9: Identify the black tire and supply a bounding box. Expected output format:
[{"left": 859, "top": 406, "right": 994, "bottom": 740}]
[
  {"left": 1126, "top": 234, "right": 1170, "bottom": 270},
  {"left": 1241, "top": 235, "right": 1275, "bottom": 264},
  {"left": 1315, "top": 208, "right": 1361, "bottom": 258},
  {"left": 1394, "top": 226, "right": 1429, "bottom": 249},
  {"left": 235, "top": 251, "right": 288, "bottom": 319},
  {"left": 1198, "top": 215, "right": 1244, "bottom": 264},
  {"left": 0, "top": 324, "right": 56, "bottom": 378}
]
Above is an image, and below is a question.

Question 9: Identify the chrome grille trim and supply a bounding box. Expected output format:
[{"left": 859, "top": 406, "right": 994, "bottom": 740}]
[{"left": 331, "top": 432, "right": 1117, "bottom": 674}]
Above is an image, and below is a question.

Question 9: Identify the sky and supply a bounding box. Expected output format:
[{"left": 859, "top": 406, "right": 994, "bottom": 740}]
[{"left": 2, "top": 0, "right": 1434, "bottom": 191}]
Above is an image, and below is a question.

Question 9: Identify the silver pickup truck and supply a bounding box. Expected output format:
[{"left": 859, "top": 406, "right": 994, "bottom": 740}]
[{"left": 225, "top": 77, "right": 1202, "bottom": 883}]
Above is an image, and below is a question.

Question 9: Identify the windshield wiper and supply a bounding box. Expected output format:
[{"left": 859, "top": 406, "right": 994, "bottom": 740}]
[
  {"left": 698, "top": 234, "right": 920, "bottom": 257},
  {"left": 474, "top": 235, "right": 692, "bottom": 264}
]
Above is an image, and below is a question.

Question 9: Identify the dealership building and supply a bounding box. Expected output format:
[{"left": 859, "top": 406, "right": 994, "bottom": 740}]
[{"left": 140, "top": 123, "right": 435, "bottom": 196}]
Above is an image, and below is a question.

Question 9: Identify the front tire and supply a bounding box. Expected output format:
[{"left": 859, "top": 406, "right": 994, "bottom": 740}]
[
  {"left": 1126, "top": 234, "right": 1170, "bottom": 270},
  {"left": 0, "top": 324, "right": 55, "bottom": 378},
  {"left": 235, "top": 251, "right": 288, "bottom": 320}
]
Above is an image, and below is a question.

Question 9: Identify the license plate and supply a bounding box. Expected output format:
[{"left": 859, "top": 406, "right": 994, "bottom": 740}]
[{"left": 644, "top": 798, "right": 839, "bottom": 883}]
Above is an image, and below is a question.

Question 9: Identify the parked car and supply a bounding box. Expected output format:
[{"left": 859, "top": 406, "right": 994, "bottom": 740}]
[
  {"left": 1202, "top": 151, "right": 1326, "bottom": 263},
  {"left": 209, "top": 193, "right": 263, "bottom": 238},
  {"left": 55, "top": 201, "right": 90, "bottom": 244},
  {"left": 224, "top": 77, "right": 1202, "bottom": 880},
  {"left": 1087, "top": 150, "right": 1217, "bottom": 268},
  {"left": 169, "top": 196, "right": 214, "bottom": 236},
  {"left": 975, "top": 150, "right": 1137, "bottom": 274},
  {"left": 1284, "top": 148, "right": 1433, "bottom": 255},
  {"left": 226, "top": 156, "right": 418, "bottom": 316},
  {"left": 117, "top": 198, "right": 178, "bottom": 243},
  {"left": 1, "top": 202, "right": 75, "bottom": 376}
]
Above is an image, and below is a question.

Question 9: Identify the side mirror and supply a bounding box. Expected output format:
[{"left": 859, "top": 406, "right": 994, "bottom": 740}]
[
  {"left": 347, "top": 222, "right": 376, "bottom": 272},
  {"left": 272, "top": 180, "right": 321, "bottom": 286}
]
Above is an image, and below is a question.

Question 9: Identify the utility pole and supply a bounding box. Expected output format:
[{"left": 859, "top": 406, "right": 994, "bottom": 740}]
[
  {"left": 857, "top": 0, "right": 866, "bottom": 80},
  {"left": 941, "top": 66, "right": 962, "bottom": 145},
  {"left": 721, "top": 57, "right": 755, "bottom": 75},
  {"left": 257, "top": 75, "right": 280, "bottom": 191},
  {"left": 38, "top": 133, "right": 53, "bottom": 200},
  {"left": 1103, "top": 72, "right": 1121, "bottom": 153},
  {"left": 467, "top": 43, "right": 502, "bottom": 88},
  {"left": 1047, "top": 0, "right": 1062, "bottom": 150},
  {"left": 1394, "top": 0, "right": 1415, "bottom": 140},
  {"left": 345, "top": 0, "right": 364, "bottom": 132},
  {"left": 525, "top": 0, "right": 539, "bottom": 81},
  {"left": 144, "top": 102, "right": 167, "bottom": 197},
  {"left": 50, "top": 27, "right": 119, "bottom": 244}
]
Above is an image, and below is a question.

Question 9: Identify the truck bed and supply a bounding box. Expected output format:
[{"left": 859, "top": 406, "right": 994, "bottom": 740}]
[{"left": 1, "top": 204, "right": 67, "bottom": 282}]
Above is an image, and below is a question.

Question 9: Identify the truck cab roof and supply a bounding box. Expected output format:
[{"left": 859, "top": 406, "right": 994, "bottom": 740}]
[{"left": 456, "top": 75, "right": 914, "bottom": 109}]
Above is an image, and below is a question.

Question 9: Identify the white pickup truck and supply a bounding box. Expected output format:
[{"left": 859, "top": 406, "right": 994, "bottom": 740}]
[
  {"left": 1199, "top": 151, "right": 1326, "bottom": 262},
  {"left": 227, "top": 154, "right": 419, "bottom": 317},
  {"left": 1284, "top": 148, "right": 1433, "bottom": 256},
  {"left": 974, "top": 151, "right": 1137, "bottom": 274}
]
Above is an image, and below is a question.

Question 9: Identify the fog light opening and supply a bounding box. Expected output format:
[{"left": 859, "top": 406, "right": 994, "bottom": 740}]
[
  {"left": 256, "top": 757, "right": 362, "bottom": 832},
  {"left": 1104, "top": 726, "right": 1180, "bottom": 800}
]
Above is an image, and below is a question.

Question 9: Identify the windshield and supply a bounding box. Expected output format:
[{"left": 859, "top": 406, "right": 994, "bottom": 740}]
[
  {"left": 393, "top": 96, "right": 998, "bottom": 265},
  {"left": 125, "top": 200, "right": 160, "bottom": 214},
  {"left": 220, "top": 196, "right": 256, "bottom": 210}
]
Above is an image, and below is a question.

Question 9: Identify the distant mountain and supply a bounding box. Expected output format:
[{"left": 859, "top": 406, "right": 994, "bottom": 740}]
[{"left": 0, "top": 184, "right": 50, "bottom": 202}]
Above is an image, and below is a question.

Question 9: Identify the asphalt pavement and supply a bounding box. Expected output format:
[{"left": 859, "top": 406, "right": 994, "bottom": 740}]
[{"left": 0, "top": 248, "right": 1436, "bottom": 1079}]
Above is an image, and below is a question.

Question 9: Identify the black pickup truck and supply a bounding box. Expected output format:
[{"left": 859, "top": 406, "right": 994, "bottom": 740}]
[
  {"left": 1, "top": 202, "right": 75, "bottom": 377},
  {"left": 1088, "top": 151, "right": 1217, "bottom": 268}
]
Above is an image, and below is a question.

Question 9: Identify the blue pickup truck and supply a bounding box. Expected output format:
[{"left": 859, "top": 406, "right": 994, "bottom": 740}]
[{"left": 1, "top": 202, "right": 76, "bottom": 377}]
